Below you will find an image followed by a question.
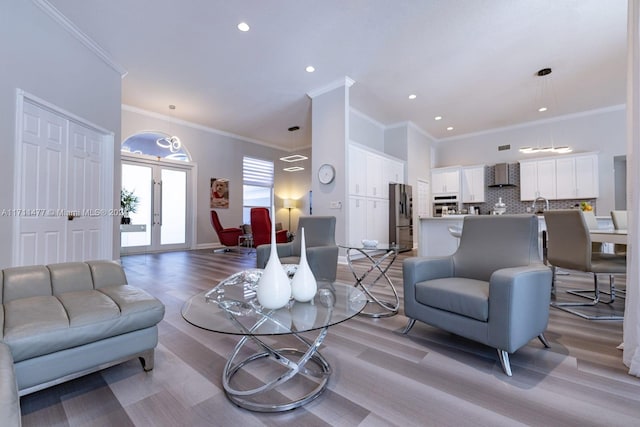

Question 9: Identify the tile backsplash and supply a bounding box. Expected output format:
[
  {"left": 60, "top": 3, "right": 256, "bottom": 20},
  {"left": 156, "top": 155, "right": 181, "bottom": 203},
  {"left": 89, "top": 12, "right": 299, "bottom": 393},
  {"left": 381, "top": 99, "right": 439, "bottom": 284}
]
[{"left": 462, "top": 163, "right": 596, "bottom": 215}]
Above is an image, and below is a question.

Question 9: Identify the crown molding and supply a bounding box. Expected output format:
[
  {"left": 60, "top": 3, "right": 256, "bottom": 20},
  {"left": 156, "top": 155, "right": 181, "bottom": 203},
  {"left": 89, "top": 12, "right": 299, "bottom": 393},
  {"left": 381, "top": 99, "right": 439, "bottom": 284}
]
[
  {"left": 33, "top": 0, "right": 127, "bottom": 77},
  {"left": 438, "top": 104, "right": 626, "bottom": 143},
  {"left": 121, "top": 104, "right": 288, "bottom": 151},
  {"left": 307, "top": 76, "right": 355, "bottom": 99}
]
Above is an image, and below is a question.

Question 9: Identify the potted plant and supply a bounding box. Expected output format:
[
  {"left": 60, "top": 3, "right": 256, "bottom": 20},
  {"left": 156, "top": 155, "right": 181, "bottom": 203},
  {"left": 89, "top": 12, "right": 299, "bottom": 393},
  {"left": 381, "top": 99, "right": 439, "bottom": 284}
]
[{"left": 120, "top": 188, "right": 140, "bottom": 224}]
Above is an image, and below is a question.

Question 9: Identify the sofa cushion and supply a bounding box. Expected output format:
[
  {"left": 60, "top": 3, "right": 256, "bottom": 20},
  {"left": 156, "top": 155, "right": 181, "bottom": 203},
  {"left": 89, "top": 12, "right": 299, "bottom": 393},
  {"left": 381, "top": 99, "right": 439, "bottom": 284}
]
[
  {"left": 3, "top": 286, "right": 164, "bottom": 363},
  {"left": 48, "top": 262, "right": 94, "bottom": 294},
  {"left": 415, "top": 277, "right": 490, "bottom": 322},
  {"left": 2, "top": 266, "right": 52, "bottom": 303},
  {"left": 87, "top": 260, "right": 128, "bottom": 288}
]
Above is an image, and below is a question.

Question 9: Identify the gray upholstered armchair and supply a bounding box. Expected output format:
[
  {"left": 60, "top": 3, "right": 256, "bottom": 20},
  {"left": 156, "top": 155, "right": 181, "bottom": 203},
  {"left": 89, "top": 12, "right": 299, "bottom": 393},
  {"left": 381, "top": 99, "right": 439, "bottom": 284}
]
[
  {"left": 402, "top": 215, "right": 552, "bottom": 376},
  {"left": 256, "top": 216, "right": 339, "bottom": 282}
]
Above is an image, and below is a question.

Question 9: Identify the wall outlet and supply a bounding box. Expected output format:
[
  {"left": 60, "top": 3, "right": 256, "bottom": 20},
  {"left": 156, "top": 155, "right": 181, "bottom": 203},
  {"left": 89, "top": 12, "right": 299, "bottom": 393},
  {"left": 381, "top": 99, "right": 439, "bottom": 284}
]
[
  {"left": 330, "top": 201, "right": 342, "bottom": 209},
  {"left": 526, "top": 207, "right": 532, "bottom": 213}
]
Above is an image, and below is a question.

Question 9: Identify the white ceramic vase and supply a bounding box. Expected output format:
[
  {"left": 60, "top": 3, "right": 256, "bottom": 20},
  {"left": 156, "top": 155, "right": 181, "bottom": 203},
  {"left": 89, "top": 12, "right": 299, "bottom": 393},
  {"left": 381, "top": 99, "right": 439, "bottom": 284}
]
[
  {"left": 256, "top": 208, "right": 291, "bottom": 310},
  {"left": 290, "top": 227, "right": 318, "bottom": 302}
]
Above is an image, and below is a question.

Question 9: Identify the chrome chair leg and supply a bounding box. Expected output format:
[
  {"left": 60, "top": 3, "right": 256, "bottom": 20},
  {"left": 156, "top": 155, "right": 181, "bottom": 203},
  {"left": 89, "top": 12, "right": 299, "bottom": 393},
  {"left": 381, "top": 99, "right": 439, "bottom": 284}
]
[
  {"left": 538, "top": 334, "right": 550, "bottom": 348},
  {"left": 400, "top": 318, "right": 416, "bottom": 335},
  {"left": 497, "top": 349, "right": 512, "bottom": 377}
]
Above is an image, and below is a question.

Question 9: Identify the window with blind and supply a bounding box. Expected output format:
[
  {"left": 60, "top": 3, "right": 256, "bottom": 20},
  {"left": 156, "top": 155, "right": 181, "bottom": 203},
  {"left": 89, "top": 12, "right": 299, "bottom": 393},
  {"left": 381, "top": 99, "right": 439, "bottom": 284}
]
[{"left": 242, "top": 156, "right": 274, "bottom": 223}]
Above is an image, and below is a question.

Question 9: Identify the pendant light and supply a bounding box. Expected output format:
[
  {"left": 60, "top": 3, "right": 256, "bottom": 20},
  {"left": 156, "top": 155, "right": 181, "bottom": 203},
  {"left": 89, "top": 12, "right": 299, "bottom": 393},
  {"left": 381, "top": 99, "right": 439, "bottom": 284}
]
[
  {"left": 156, "top": 104, "right": 182, "bottom": 153},
  {"left": 281, "top": 126, "right": 307, "bottom": 171},
  {"left": 519, "top": 68, "right": 572, "bottom": 154}
]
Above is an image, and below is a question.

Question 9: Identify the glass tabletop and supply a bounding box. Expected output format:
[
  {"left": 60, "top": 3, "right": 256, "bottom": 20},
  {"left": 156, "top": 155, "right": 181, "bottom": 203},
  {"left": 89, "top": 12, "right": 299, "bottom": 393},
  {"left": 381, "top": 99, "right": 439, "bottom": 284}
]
[
  {"left": 339, "top": 243, "right": 405, "bottom": 251},
  {"left": 182, "top": 268, "right": 367, "bottom": 336}
]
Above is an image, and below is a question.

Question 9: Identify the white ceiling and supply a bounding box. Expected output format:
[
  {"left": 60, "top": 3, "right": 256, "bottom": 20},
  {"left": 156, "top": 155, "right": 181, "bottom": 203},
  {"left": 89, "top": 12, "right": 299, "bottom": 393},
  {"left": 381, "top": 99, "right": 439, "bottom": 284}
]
[{"left": 47, "top": 0, "right": 628, "bottom": 151}]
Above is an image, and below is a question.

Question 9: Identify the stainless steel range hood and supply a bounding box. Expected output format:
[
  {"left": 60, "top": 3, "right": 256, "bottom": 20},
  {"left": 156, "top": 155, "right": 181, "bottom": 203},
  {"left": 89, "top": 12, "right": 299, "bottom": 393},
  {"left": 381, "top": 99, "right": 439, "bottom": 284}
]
[{"left": 489, "top": 163, "right": 516, "bottom": 187}]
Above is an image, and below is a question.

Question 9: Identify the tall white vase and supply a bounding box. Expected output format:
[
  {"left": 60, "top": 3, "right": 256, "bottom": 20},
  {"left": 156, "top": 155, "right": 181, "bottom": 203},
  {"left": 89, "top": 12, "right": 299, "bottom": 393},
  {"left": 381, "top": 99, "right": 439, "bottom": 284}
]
[
  {"left": 290, "top": 227, "right": 318, "bottom": 302},
  {"left": 256, "top": 208, "right": 291, "bottom": 310}
]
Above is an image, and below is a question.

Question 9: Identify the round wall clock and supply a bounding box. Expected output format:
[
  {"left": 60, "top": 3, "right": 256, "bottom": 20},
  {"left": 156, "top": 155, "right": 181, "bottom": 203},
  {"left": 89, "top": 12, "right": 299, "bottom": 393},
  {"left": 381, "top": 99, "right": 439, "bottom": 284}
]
[{"left": 318, "top": 163, "right": 336, "bottom": 184}]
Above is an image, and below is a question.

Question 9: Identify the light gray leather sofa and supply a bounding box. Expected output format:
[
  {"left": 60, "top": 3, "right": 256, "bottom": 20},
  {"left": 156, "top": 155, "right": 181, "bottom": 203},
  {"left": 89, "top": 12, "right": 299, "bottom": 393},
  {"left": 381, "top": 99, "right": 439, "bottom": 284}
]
[
  {"left": 0, "top": 260, "right": 165, "bottom": 422},
  {"left": 402, "top": 215, "right": 552, "bottom": 376},
  {"left": 256, "top": 216, "right": 339, "bottom": 282}
]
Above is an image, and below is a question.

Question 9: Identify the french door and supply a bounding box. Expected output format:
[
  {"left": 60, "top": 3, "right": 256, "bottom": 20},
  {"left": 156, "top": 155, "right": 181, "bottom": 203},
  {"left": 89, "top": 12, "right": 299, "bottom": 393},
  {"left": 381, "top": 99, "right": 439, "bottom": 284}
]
[{"left": 120, "top": 154, "right": 193, "bottom": 254}]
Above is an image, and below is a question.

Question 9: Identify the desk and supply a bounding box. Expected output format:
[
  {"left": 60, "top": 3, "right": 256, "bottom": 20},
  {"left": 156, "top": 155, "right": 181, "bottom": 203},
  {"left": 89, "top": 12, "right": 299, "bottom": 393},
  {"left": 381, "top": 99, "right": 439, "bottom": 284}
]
[
  {"left": 590, "top": 229, "right": 627, "bottom": 245},
  {"left": 181, "top": 269, "right": 366, "bottom": 412}
]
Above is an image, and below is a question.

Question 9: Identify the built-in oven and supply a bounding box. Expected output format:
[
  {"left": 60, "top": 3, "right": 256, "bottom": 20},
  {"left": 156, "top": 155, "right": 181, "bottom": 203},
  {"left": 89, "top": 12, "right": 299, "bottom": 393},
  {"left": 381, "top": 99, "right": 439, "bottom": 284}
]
[{"left": 432, "top": 194, "right": 460, "bottom": 217}]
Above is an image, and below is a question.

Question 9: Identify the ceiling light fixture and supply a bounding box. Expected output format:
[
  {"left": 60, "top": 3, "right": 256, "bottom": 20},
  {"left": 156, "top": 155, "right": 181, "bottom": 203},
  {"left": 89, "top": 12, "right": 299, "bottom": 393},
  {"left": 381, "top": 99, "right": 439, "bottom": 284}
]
[
  {"left": 156, "top": 104, "right": 182, "bottom": 153},
  {"left": 305, "top": 65, "right": 315, "bottom": 73},
  {"left": 408, "top": 94, "right": 417, "bottom": 100},
  {"left": 434, "top": 116, "right": 442, "bottom": 121},
  {"left": 519, "top": 68, "right": 573, "bottom": 154},
  {"left": 280, "top": 126, "right": 307, "bottom": 171},
  {"left": 237, "top": 22, "right": 250, "bottom": 32},
  {"left": 447, "top": 126, "right": 453, "bottom": 131}
]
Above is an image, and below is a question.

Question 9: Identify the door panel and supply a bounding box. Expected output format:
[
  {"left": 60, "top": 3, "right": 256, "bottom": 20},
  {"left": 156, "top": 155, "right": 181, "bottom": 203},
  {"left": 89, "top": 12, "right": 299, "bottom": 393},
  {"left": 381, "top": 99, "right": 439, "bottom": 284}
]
[{"left": 15, "top": 99, "right": 112, "bottom": 267}]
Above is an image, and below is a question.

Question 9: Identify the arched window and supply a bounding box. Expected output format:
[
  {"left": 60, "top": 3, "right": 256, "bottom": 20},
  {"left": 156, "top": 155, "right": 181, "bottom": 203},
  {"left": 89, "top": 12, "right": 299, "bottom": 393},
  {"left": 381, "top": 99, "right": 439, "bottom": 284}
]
[{"left": 121, "top": 131, "right": 191, "bottom": 161}]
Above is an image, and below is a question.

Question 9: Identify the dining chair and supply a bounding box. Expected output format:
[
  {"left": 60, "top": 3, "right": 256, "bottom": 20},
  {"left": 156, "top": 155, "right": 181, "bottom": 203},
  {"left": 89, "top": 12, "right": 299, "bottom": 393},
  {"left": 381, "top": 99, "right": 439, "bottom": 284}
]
[
  {"left": 582, "top": 210, "right": 603, "bottom": 253},
  {"left": 611, "top": 210, "right": 628, "bottom": 255},
  {"left": 543, "top": 210, "right": 626, "bottom": 320}
]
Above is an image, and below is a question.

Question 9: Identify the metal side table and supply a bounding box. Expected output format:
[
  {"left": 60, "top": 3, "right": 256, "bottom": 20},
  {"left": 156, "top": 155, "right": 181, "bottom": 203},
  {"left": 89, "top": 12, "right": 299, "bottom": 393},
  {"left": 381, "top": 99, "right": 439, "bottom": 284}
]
[{"left": 339, "top": 243, "right": 403, "bottom": 317}]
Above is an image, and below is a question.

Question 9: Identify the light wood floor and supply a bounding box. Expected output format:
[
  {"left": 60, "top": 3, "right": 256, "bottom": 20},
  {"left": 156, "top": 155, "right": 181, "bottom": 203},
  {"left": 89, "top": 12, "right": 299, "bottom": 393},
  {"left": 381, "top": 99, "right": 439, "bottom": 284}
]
[{"left": 19, "top": 249, "right": 640, "bottom": 426}]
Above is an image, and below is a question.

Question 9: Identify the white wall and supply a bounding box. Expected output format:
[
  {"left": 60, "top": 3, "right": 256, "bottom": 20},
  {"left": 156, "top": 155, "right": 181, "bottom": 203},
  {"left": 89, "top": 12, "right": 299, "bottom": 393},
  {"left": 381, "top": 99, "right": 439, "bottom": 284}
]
[
  {"left": 350, "top": 108, "right": 385, "bottom": 150},
  {"left": 0, "top": 1, "right": 122, "bottom": 267},
  {"left": 121, "top": 108, "right": 308, "bottom": 247},
  {"left": 434, "top": 107, "right": 626, "bottom": 214}
]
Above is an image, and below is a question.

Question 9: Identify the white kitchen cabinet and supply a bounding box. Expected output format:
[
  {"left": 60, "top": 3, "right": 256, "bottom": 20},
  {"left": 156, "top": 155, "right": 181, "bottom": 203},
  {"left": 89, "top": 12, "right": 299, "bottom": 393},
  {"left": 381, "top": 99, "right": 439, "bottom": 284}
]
[
  {"left": 431, "top": 167, "right": 461, "bottom": 195},
  {"left": 348, "top": 197, "right": 389, "bottom": 246},
  {"left": 555, "top": 154, "right": 599, "bottom": 199},
  {"left": 519, "top": 158, "right": 556, "bottom": 200},
  {"left": 383, "top": 159, "right": 404, "bottom": 199},
  {"left": 366, "top": 153, "right": 384, "bottom": 198},
  {"left": 348, "top": 145, "right": 367, "bottom": 196},
  {"left": 348, "top": 196, "right": 367, "bottom": 246},
  {"left": 367, "top": 198, "right": 389, "bottom": 244},
  {"left": 461, "top": 165, "right": 485, "bottom": 203}
]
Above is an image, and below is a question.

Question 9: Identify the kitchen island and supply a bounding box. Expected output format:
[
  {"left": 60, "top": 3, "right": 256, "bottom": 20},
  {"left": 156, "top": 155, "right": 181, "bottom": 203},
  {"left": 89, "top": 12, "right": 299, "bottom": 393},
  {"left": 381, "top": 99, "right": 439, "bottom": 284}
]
[
  {"left": 418, "top": 214, "right": 614, "bottom": 259},
  {"left": 417, "top": 215, "right": 467, "bottom": 257}
]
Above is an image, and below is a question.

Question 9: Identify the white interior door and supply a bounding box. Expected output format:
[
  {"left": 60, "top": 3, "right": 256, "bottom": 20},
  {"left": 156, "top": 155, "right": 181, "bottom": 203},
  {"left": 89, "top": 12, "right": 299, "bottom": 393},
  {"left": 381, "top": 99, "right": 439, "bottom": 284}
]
[
  {"left": 120, "top": 156, "right": 192, "bottom": 254},
  {"left": 15, "top": 96, "right": 113, "bottom": 266}
]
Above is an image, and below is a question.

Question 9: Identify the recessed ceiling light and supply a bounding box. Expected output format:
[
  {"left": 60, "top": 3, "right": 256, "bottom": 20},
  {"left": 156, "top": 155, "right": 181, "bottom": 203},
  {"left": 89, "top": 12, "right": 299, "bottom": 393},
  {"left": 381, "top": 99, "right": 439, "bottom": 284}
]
[
  {"left": 305, "top": 66, "right": 315, "bottom": 73},
  {"left": 434, "top": 116, "right": 442, "bottom": 121},
  {"left": 237, "top": 22, "right": 250, "bottom": 32},
  {"left": 447, "top": 127, "right": 454, "bottom": 131},
  {"left": 538, "top": 106, "right": 548, "bottom": 112},
  {"left": 408, "top": 94, "right": 417, "bottom": 100}
]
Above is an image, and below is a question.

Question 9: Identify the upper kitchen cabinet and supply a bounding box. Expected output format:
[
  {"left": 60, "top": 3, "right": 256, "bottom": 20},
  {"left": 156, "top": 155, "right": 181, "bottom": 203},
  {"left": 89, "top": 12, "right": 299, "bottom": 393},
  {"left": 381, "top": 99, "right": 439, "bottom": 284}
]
[
  {"left": 519, "top": 158, "right": 556, "bottom": 201},
  {"left": 519, "top": 153, "right": 599, "bottom": 201},
  {"left": 431, "top": 166, "right": 461, "bottom": 196},
  {"left": 461, "top": 165, "right": 485, "bottom": 203},
  {"left": 348, "top": 145, "right": 368, "bottom": 196},
  {"left": 555, "top": 153, "right": 599, "bottom": 199},
  {"left": 348, "top": 144, "right": 405, "bottom": 199}
]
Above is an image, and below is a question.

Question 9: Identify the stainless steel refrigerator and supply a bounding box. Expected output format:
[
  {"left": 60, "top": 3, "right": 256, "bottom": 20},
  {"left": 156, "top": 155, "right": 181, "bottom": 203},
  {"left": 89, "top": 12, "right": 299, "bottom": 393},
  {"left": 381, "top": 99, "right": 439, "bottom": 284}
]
[{"left": 389, "top": 183, "right": 413, "bottom": 252}]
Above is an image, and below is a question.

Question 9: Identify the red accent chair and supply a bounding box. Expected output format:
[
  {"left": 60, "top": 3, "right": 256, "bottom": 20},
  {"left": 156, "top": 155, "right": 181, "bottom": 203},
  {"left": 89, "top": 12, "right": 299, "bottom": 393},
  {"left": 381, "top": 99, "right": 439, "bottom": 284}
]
[
  {"left": 210, "top": 210, "right": 243, "bottom": 250},
  {"left": 250, "top": 207, "right": 288, "bottom": 247}
]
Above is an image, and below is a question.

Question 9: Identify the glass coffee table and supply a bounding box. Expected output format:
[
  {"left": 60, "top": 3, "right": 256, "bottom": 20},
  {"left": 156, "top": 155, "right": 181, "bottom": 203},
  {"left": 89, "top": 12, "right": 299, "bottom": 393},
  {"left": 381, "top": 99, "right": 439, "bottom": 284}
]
[
  {"left": 181, "top": 267, "right": 366, "bottom": 412},
  {"left": 339, "top": 243, "right": 403, "bottom": 317}
]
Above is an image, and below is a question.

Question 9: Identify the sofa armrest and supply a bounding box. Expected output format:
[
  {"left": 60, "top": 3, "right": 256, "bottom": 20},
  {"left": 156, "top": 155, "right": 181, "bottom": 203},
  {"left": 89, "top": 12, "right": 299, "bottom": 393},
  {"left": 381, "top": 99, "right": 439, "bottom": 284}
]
[
  {"left": 403, "top": 256, "right": 455, "bottom": 319},
  {"left": 256, "top": 242, "right": 295, "bottom": 268},
  {"left": 488, "top": 264, "right": 552, "bottom": 352},
  {"left": 0, "top": 342, "right": 21, "bottom": 427}
]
